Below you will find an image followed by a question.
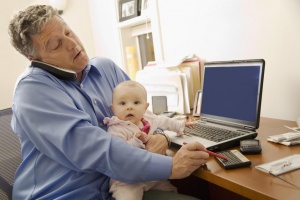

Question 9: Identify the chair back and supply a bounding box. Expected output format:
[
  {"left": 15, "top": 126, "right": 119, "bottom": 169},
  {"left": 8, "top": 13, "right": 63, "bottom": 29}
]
[{"left": 0, "top": 108, "right": 22, "bottom": 200}]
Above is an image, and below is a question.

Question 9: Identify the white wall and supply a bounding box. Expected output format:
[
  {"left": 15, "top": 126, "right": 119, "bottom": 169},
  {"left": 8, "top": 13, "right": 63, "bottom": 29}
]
[
  {"left": 2, "top": 0, "right": 299, "bottom": 121},
  {"left": 1, "top": 0, "right": 95, "bottom": 110},
  {"left": 157, "top": 0, "right": 300, "bottom": 121},
  {"left": 88, "top": 0, "right": 123, "bottom": 68},
  {"left": 1, "top": 1, "right": 30, "bottom": 110}
]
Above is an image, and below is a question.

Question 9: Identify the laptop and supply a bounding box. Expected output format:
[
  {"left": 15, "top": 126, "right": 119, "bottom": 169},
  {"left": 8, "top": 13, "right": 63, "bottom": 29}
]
[{"left": 169, "top": 59, "right": 265, "bottom": 151}]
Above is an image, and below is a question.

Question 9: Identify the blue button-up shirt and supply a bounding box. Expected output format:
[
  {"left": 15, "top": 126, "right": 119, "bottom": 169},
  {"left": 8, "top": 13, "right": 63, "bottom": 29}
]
[{"left": 11, "top": 57, "right": 172, "bottom": 200}]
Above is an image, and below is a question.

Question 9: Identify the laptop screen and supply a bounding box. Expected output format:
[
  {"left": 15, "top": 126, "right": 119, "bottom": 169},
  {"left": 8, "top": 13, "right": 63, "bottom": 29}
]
[{"left": 200, "top": 60, "right": 265, "bottom": 129}]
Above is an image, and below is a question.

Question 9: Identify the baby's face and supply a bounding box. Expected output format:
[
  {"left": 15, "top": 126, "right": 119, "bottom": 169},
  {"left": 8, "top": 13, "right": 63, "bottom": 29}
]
[{"left": 111, "top": 87, "right": 149, "bottom": 125}]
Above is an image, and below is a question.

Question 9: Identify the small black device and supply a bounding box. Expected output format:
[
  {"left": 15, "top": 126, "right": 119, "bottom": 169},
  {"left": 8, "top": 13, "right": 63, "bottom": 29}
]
[
  {"left": 215, "top": 150, "right": 252, "bottom": 169},
  {"left": 240, "top": 139, "right": 262, "bottom": 154},
  {"left": 32, "top": 61, "right": 77, "bottom": 81},
  {"left": 160, "top": 111, "right": 176, "bottom": 118}
]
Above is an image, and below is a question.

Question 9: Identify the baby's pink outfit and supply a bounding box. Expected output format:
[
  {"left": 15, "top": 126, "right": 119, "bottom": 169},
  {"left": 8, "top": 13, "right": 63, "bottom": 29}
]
[{"left": 103, "top": 110, "right": 185, "bottom": 200}]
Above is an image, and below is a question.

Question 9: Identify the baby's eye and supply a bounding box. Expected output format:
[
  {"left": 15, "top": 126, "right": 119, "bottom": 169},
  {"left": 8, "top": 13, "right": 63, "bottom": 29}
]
[
  {"left": 119, "top": 102, "right": 126, "bottom": 106},
  {"left": 134, "top": 101, "right": 140, "bottom": 105}
]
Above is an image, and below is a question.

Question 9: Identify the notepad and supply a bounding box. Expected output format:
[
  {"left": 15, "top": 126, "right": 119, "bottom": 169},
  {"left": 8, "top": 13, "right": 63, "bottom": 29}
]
[
  {"left": 255, "top": 154, "right": 300, "bottom": 175},
  {"left": 267, "top": 132, "right": 300, "bottom": 146}
]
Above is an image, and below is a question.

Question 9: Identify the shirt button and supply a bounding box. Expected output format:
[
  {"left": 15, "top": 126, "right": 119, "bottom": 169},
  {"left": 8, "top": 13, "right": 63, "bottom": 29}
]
[
  {"left": 93, "top": 100, "right": 97, "bottom": 105},
  {"left": 80, "top": 84, "right": 83, "bottom": 88},
  {"left": 99, "top": 123, "right": 103, "bottom": 127}
]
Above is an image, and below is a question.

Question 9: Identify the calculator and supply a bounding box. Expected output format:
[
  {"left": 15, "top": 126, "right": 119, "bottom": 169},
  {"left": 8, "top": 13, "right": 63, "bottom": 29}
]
[{"left": 215, "top": 150, "right": 252, "bottom": 169}]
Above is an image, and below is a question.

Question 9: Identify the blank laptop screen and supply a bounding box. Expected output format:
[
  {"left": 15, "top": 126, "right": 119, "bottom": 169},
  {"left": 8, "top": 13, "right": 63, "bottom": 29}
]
[{"left": 201, "top": 63, "right": 263, "bottom": 124}]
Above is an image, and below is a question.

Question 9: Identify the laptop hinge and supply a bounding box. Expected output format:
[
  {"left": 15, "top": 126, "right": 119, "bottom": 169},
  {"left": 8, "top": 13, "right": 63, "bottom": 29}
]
[
  {"left": 244, "top": 126, "right": 255, "bottom": 131},
  {"left": 201, "top": 118, "right": 208, "bottom": 122}
]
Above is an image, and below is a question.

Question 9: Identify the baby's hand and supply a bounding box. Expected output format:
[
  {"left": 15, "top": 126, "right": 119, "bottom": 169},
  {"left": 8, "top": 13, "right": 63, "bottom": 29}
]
[
  {"left": 185, "top": 122, "right": 194, "bottom": 128},
  {"left": 134, "top": 131, "right": 149, "bottom": 143},
  {"left": 183, "top": 122, "right": 194, "bottom": 134}
]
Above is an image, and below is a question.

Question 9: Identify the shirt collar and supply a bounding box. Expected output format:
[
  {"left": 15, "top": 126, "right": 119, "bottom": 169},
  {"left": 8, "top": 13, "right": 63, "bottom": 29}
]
[{"left": 81, "top": 64, "right": 101, "bottom": 82}]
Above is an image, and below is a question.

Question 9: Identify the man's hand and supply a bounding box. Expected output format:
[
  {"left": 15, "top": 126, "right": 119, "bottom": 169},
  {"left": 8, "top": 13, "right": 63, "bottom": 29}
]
[
  {"left": 169, "top": 142, "right": 209, "bottom": 179},
  {"left": 145, "top": 134, "right": 168, "bottom": 155}
]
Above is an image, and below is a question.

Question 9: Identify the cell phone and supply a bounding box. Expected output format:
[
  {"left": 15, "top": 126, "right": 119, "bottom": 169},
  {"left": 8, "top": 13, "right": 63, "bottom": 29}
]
[{"left": 240, "top": 139, "right": 262, "bottom": 154}]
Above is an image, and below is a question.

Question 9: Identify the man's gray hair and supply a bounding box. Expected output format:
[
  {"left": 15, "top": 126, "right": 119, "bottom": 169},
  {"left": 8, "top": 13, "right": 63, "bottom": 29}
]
[{"left": 8, "top": 5, "right": 59, "bottom": 58}]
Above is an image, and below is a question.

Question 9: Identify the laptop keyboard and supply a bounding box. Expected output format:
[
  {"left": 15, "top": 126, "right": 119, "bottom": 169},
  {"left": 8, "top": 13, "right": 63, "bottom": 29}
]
[{"left": 186, "top": 123, "right": 246, "bottom": 142}]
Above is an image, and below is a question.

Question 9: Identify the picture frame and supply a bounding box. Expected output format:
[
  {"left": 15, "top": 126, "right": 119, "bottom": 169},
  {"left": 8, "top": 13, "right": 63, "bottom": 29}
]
[
  {"left": 192, "top": 90, "right": 202, "bottom": 116},
  {"left": 119, "top": 0, "right": 140, "bottom": 22},
  {"left": 141, "top": 0, "right": 150, "bottom": 16}
]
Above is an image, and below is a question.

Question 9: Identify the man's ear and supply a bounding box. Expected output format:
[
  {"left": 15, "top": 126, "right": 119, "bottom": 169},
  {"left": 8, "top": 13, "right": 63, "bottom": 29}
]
[{"left": 28, "top": 55, "right": 35, "bottom": 61}]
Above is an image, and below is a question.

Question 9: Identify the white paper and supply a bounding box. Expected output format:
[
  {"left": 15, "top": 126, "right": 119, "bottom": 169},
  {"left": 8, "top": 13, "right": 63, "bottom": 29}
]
[
  {"left": 255, "top": 154, "right": 300, "bottom": 175},
  {"left": 284, "top": 125, "right": 300, "bottom": 132},
  {"left": 267, "top": 132, "right": 300, "bottom": 146},
  {"left": 136, "top": 71, "right": 187, "bottom": 114},
  {"left": 268, "top": 132, "right": 300, "bottom": 142}
]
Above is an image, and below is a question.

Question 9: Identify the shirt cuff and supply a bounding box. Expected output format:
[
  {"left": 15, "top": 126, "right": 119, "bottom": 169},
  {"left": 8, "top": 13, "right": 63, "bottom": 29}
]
[{"left": 147, "top": 153, "right": 173, "bottom": 180}]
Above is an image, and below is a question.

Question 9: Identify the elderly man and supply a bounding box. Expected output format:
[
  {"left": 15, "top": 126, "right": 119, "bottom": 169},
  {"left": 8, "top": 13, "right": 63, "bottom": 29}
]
[{"left": 8, "top": 5, "right": 209, "bottom": 200}]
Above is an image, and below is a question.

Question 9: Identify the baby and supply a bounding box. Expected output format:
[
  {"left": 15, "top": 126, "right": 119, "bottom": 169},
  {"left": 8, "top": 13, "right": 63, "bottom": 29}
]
[{"left": 103, "top": 80, "right": 193, "bottom": 200}]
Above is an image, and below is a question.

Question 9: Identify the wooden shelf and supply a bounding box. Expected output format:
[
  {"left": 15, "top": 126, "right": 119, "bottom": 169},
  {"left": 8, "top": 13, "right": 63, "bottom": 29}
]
[
  {"left": 115, "top": 0, "right": 163, "bottom": 75},
  {"left": 118, "top": 15, "right": 150, "bottom": 29}
]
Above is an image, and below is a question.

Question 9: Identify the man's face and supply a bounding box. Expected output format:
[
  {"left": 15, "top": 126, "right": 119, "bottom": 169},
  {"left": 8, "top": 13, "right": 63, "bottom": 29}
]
[{"left": 30, "top": 16, "right": 89, "bottom": 74}]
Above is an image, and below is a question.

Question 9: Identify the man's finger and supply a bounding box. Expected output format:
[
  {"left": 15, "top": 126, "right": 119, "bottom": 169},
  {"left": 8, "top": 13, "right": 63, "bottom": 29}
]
[{"left": 184, "top": 141, "right": 206, "bottom": 151}]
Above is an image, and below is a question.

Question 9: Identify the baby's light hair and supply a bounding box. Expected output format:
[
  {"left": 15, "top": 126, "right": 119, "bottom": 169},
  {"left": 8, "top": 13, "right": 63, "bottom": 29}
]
[{"left": 112, "top": 80, "right": 147, "bottom": 102}]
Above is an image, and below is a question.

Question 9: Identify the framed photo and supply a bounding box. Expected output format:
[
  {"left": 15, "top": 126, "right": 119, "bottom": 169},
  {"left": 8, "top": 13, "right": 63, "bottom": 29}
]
[
  {"left": 192, "top": 90, "right": 202, "bottom": 116},
  {"left": 119, "top": 0, "right": 140, "bottom": 22},
  {"left": 141, "top": 0, "right": 150, "bottom": 16}
]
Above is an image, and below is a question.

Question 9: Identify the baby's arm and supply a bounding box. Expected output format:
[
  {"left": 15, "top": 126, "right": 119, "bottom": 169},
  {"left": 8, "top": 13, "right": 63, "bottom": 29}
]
[{"left": 107, "top": 127, "right": 145, "bottom": 148}]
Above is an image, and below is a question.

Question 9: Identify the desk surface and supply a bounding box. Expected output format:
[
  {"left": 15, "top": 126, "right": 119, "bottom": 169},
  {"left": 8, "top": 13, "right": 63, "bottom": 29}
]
[{"left": 171, "top": 117, "right": 300, "bottom": 200}]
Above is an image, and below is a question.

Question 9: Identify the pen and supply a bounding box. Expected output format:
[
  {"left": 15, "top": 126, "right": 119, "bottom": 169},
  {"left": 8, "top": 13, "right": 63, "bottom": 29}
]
[{"left": 183, "top": 142, "right": 227, "bottom": 160}]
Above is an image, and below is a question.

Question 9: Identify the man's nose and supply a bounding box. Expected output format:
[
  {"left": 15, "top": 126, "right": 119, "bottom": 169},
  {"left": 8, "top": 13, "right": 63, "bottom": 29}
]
[{"left": 66, "top": 37, "right": 77, "bottom": 51}]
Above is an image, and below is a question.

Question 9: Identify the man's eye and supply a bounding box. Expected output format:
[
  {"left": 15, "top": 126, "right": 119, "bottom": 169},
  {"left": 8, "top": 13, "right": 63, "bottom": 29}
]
[
  {"left": 51, "top": 41, "right": 61, "bottom": 50},
  {"left": 52, "top": 45, "right": 59, "bottom": 50}
]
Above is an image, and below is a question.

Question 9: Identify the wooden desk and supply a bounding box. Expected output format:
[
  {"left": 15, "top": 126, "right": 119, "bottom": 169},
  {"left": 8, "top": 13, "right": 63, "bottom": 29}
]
[{"left": 171, "top": 117, "right": 300, "bottom": 200}]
